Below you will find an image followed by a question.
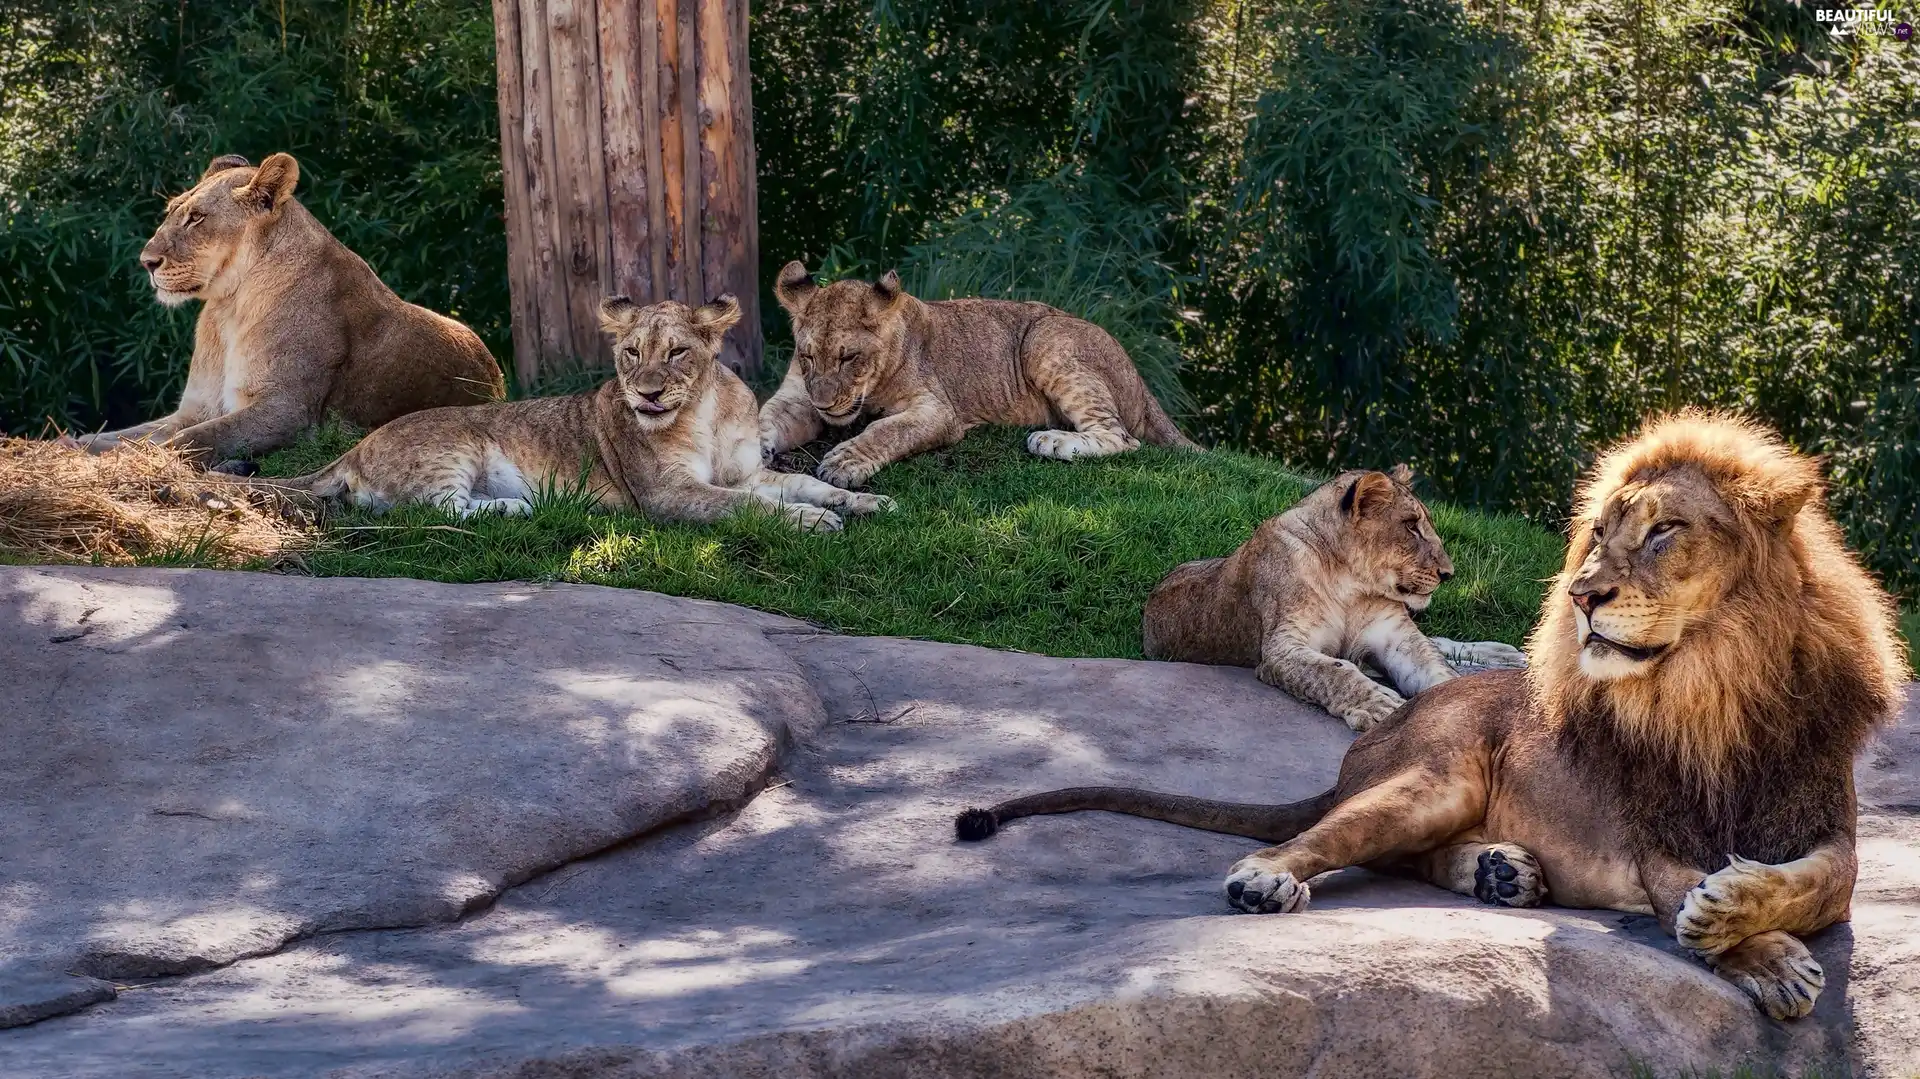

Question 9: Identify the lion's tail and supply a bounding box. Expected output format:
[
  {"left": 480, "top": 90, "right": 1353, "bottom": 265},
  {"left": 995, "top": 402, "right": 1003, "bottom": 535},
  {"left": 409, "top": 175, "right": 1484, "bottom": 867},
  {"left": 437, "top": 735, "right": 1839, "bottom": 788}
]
[
  {"left": 229, "top": 458, "right": 352, "bottom": 507},
  {"left": 1139, "top": 393, "right": 1201, "bottom": 451},
  {"left": 954, "top": 785, "right": 1337, "bottom": 844}
]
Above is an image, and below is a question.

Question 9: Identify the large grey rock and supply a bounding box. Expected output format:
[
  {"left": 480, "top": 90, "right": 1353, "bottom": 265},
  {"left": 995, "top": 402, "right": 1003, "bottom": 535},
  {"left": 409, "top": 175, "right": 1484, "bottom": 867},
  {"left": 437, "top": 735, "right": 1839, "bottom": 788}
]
[
  {"left": 0, "top": 567, "right": 1914, "bottom": 1078},
  {"left": 0, "top": 566, "right": 824, "bottom": 1026}
]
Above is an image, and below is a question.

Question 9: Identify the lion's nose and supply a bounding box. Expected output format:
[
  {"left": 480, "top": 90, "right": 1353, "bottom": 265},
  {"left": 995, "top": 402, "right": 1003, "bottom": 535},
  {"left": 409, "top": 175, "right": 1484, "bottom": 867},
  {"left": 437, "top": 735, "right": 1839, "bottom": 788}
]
[
  {"left": 139, "top": 253, "right": 163, "bottom": 271},
  {"left": 640, "top": 389, "right": 664, "bottom": 403},
  {"left": 1570, "top": 585, "right": 1617, "bottom": 615},
  {"left": 1438, "top": 570, "right": 1453, "bottom": 583}
]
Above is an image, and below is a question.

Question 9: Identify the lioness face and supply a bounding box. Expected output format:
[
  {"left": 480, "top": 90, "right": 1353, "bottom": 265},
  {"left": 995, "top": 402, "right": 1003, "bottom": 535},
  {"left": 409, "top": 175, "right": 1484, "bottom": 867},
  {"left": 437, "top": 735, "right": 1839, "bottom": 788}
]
[
  {"left": 773, "top": 262, "right": 905, "bottom": 426},
  {"left": 598, "top": 295, "right": 740, "bottom": 427},
  {"left": 1566, "top": 466, "right": 1734, "bottom": 681},
  {"left": 140, "top": 153, "right": 300, "bottom": 307},
  {"left": 1339, "top": 466, "right": 1454, "bottom": 611}
]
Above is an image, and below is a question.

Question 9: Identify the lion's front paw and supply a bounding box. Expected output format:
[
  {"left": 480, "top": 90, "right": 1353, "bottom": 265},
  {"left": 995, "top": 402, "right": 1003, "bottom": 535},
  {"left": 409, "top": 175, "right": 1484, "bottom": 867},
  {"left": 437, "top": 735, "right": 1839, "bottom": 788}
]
[
  {"left": 1338, "top": 683, "right": 1407, "bottom": 732},
  {"left": 842, "top": 491, "right": 896, "bottom": 515},
  {"left": 1709, "top": 930, "right": 1824, "bottom": 1020},
  {"left": 1675, "top": 855, "right": 1781, "bottom": 957},
  {"left": 1224, "top": 859, "right": 1311, "bottom": 914},
  {"left": 781, "top": 504, "right": 844, "bottom": 533},
  {"left": 1432, "top": 637, "right": 1528, "bottom": 671},
  {"left": 1473, "top": 844, "right": 1547, "bottom": 907},
  {"left": 1026, "top": 429, "right": 1093, "bottom": 461},
  {"left": 816, "top": 444, "right": 880, "bottom": 489}
]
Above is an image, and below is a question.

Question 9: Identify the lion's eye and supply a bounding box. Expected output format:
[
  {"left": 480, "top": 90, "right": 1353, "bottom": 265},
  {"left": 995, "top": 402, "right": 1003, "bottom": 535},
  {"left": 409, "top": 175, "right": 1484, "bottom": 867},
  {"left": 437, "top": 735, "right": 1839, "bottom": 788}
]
[
  {"left": 1648, "top": 520, "right": 1685, "bottom": 546},
  {"left": 184, "top": 211, "right": 204, "bottom": 227},
  {"left": 1405, "top": 520, "right": 1421, "bottom": 537},
  {"left": 668, "top": 346, "right": 689, "bottom": 360}
]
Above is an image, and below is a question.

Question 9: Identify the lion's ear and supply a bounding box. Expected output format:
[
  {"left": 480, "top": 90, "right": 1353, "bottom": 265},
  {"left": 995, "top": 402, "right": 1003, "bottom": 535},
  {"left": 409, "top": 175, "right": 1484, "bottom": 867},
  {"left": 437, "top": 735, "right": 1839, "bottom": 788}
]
[
  {"left": 234, "top": 152, "right": 299, "bottom": 212},
  {"left": 202, "top": 154, "right": 251, "bottom": 180},
  {"left": 774, "top": 261, "right": 817, "bottom": 316},
  {"left": 1758, "top": 477, "right": 1817, "bottom": 535},
  {"left": 1388, "top": 462, "right": 1414, "bottom": 485},
  {"left": 1340, "top": 471, "right": 1395, "bottom": 518},
  {"left": 598, "top": 295, "right": 641, "bottom": 335},
  {"left": 692, "top": 294, "right": 742, "bottom": 340},
  {"left": 870, "top": 269, "right": 905, "bottom": 311}
]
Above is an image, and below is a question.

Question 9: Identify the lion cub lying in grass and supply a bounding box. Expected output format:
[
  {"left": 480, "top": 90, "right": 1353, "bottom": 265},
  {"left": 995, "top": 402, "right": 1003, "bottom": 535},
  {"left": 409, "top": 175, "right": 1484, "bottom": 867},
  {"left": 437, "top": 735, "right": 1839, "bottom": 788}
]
[
  {"left": 759, "top": 262, "right": 1198, "bottom": 489},
  {"left": 254, "top": 296, "right": 890, "bottom": 530},
  {"left": 1143, "top": 465, "right": 1524, "bottom": 730}
]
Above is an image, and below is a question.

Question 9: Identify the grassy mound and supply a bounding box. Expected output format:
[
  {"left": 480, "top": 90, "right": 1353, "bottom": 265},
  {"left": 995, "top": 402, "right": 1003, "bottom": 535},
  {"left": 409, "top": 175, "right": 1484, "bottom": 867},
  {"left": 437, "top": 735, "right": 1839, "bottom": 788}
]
[{"left": 256, "top": 424, "right": 1561, "bottom": 658}]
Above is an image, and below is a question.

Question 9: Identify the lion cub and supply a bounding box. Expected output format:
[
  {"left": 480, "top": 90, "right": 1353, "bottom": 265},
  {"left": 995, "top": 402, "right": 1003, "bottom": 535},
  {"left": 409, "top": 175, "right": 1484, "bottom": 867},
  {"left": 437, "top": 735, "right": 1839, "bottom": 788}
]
[
  {"left": 759, "top": 262, "right": 1199, "bottom": 489},
  {"left": 73, "top": 153, "right": 504, "bottom": 458},
  {"left": 1143, "top": 465, "right": 1524, "bottom": 730},
  {"left": 255, "top": 296, "right": 891, "bottom": 530}
]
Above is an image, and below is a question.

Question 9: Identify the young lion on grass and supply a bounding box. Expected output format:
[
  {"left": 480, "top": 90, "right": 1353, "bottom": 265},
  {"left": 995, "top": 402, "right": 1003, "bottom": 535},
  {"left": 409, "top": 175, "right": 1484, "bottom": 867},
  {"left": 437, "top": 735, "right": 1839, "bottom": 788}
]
[
  {"left": 759, "top": 262, "right": 1198, "bottom": 489},
  {"left": 960, "top": 413, "right": 1907, "bottom": 1021},
  {"left": 1143, "top": 465, "right": 1525, "bottom": 730},
  {"left": 251, "top": 296, "right": 890, "bottom": 531},
  {"left": 71, "top": 153, "right": 504, "bottom": 459}
]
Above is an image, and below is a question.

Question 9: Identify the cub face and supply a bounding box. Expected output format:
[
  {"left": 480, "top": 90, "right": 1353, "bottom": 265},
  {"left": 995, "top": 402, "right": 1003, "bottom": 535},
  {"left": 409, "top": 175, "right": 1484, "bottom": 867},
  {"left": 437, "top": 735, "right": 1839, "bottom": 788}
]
[
  {"left": 1564, "top": 463, "right": 1800, "bottom": 681},
  {"left": 1336, "top": 464, "right": 1454, "bottom": 611},
  {"left": 597, "top": 295, "right": 741, "bottom": 428},
  {"left": 772, "top": 260, "right": 906, "bottom": 426},
  {"left": 140, "top": 153, "right": 301, "bottom": 307}
]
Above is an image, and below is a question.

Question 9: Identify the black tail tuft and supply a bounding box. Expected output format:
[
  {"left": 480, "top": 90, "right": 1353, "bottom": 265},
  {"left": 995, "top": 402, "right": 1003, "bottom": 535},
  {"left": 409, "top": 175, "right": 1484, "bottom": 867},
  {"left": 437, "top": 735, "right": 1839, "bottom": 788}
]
[{"left": 954, "top": 807, "right": 999, "bottom": 842}]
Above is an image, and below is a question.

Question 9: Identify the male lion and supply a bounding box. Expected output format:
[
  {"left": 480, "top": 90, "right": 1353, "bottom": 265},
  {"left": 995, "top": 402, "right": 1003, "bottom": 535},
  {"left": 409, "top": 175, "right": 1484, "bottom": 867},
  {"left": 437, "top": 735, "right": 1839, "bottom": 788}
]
[
  {"left": 250, "top": 296, "right": 889, "bottom": 531},
  {"left": 958, "top": 413, "right": 1906, "bottom": 1020},
  {"left": 72, "top": 153, "right": 504, "bottom": 458},
  {"left": 759, "top": 261, "right": 1198, "bottom": 488},
  {"left": 1144, "top": 464, "right": 1526, "bottom": 731}
]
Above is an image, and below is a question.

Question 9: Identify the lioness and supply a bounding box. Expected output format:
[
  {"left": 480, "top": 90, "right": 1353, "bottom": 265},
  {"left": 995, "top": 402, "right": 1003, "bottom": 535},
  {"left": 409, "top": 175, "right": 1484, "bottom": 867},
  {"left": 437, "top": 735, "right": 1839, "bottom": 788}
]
[
  {"left": 759, "top": 261, "right": 1199, "bottom": 488},
  {"left": 1143, "top": 464, "right": 1526, "bottom": 731},
  {"left": 958, "top": 413, "right": 1906, "bottom": 1020},
  {"left": 251, "top": 295, "right": 890, "bottom": 531},
  {"left": 72, "top": 153, "right": 504, "bottom": 458}
]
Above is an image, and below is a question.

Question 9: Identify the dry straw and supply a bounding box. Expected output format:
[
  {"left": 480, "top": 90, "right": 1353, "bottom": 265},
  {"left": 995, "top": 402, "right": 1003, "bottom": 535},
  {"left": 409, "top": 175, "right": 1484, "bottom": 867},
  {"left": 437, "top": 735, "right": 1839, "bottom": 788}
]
[{"left": 0, "top": 438, "right": 314, "bottom": 566}]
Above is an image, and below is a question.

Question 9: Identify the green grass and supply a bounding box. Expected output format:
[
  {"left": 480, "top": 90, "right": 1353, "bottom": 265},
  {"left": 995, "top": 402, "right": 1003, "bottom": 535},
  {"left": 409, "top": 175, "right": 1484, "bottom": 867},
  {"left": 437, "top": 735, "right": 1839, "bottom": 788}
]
[{"left": 252, "top": 424, "right": 1563, "bottom": 657}]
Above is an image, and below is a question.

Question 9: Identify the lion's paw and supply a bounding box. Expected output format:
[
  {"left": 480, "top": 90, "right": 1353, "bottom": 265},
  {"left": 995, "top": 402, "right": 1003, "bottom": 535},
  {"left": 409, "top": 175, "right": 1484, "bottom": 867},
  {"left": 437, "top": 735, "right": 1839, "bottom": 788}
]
[
  {"left": 456, "top": 497, "right": 533, "bottom": 518},
  {"left": 841, "top": 491, "right": 896, "bottom": 515},
  {"left": 1709, "top": 930, "right": 1824, "bottom": 1020},
  {"left": 1338, "top": 684, "right": 1407, "bottom": 732},
  {"left": 1224, "top": 860, "right": 1311, "bottom": 914},
  {"left": 816, "top": 445, "right": 879, "bottom": 490},
  {"left": 1026, "top": 429, "right": 1094, "bottom": 461},
  {"left": 1474, "top": 844, "right": 1547, "bottom": 907},
  {"left": 782, "top": 504, "right": 844, "bottom": 533},
  {"left": 1675, "top": 855, "right": 1781, "bottom": 956},
  {"left": 1432, "top": 637, "right": 1528, "bottom": 671}
]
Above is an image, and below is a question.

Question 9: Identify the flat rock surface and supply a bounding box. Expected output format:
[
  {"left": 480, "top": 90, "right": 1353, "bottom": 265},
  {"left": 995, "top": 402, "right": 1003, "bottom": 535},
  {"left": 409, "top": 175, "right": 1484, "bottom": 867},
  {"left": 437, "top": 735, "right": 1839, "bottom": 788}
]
[
  {"left": 1, "top": 567, "right": 1915, "bottom": 1078},
  {"left": 0, "top": 567, "right": 823, "bottom": 1023}
]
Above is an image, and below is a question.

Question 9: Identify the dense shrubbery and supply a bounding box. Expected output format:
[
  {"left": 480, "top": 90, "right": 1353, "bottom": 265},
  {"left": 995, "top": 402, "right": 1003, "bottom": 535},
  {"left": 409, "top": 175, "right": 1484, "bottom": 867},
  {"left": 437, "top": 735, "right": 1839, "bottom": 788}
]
[
  {"left": 754, "top": 0, "right": 1920, "bottom": 596},
  {"left": 2, "top": 0, "right": 1914, "bottom": 595}
]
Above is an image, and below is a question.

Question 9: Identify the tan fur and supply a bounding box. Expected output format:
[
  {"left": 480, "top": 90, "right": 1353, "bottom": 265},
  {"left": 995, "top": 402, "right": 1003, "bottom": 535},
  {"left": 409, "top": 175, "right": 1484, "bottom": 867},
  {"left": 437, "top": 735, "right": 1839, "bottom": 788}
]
[
  {"left": 959, "top": 412, "right": 1907, "bottom": 1021},
  {"left": 760, "top": 261, "right": 1199, "bottom": 488},
  {"left": 1142, "top": 464, "right": 1524, "bottom": 731},
  {"left": 251, "top": 296, "right": 891, "bottom": 530},
  {"left": 71, "top": 153, "right": 504, "bottom": 459}
]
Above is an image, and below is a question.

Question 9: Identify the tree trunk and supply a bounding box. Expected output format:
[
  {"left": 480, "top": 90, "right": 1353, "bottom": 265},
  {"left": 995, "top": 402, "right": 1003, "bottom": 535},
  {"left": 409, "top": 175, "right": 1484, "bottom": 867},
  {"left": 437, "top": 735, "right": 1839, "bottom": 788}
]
[{"left": 492, "top": 0, "right": 760, "bottom": 388}]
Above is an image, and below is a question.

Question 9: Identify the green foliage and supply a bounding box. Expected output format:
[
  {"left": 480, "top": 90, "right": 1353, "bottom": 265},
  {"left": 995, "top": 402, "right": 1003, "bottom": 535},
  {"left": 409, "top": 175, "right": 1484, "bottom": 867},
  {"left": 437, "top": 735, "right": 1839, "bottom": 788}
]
[
  {"left": 0, "top": 0, "right": 506, "bottom": 435},
  {"left": 249, "top": 425, "right": 1560, "bottom": 655},
  {"left": 4, "top": 0, "right": 1915, "bottom": 604}
]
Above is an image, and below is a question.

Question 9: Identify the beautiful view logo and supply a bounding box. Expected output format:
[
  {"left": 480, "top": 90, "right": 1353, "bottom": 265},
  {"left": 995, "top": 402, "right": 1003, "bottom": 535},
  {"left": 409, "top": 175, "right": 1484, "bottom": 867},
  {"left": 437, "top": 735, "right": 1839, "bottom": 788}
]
[{"left": 1816, "top": 6, "right": 1914, "bottom": 38}]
